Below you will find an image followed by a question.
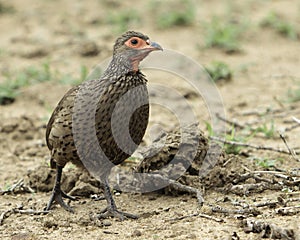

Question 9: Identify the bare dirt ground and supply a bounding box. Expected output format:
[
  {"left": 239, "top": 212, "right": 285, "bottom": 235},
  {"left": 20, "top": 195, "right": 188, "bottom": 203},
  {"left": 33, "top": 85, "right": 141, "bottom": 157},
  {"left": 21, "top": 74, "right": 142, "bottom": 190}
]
[{"left": 0, "top": 0, "right": 300, "bottom": 239}]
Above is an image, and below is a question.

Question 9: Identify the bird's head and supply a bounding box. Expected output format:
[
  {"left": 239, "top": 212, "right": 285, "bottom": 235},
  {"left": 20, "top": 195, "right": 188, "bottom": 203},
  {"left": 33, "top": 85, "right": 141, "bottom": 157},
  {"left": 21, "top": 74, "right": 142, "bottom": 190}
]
[{"left": 112, "top": 31, "right": 163, "bottom": 73}]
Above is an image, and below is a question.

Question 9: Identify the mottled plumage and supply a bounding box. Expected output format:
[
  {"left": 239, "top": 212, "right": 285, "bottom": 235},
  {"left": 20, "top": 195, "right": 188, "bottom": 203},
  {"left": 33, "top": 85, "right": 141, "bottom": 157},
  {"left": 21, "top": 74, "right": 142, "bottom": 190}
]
[
  {"left": 45, "top": 31, "right": 162, "bottom": 219},
  {"left": 46, "top": 72, "right": 148, "bottom": 168}
]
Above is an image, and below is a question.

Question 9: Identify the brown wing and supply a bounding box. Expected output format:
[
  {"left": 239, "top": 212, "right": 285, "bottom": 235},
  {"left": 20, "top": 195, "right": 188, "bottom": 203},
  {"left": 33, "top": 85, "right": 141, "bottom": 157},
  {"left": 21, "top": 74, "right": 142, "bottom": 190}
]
[{"left": 45, "top": 86, "right": 79, "bottom": 151}]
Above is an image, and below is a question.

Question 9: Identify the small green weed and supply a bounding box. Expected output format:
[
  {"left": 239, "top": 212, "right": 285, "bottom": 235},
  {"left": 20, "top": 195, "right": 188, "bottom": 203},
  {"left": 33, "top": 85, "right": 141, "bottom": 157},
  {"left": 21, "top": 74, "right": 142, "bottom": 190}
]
[
  {"left": 224, "top": 127, "right": 247, "bottom": 155},
  {"left": 255, "top": 157, "right": 277, "bottom": 169},
  {"left": 0, "top": 2, "right": 15, "bottom": 14},
  {"left": 255, "top": 121, "right": 276, "bottom": 138},
  {"left": 204, "top": 17, "right": 246, "bottom": 53},
  {"left": 287, "top": 86, "right": 300, "bottom": 103},
  {"left": 260, "top": 12, "right": 298, "bottom": 40},
  {"left": 150, "top": 0, "right": 195, "bottom": 29},
  {"left": 205, "top": 61, "right": 232, "bottom": 82},
  {"left": 0, "top": 63, "right": 52, "bottom": 105},
  {"left": 281, "top": 187, "right": 293, "bottom": 193},
  {"left": 250, "top": 156, "right": 283, "bottom": 169},
  {"left": 0, "top": 84, "right": 17, "bottom": 105},
  {"left": 126, "top": 156, "right": 142, "bottom": 163},
  {"left": 0, "top": 63, "right": 97, "bottom": 105},
  {"left": 205, "top": 121, "right": 214, "bottom": 137},
  {"left": 206, "top": 123, "right": 251, "bottom": 155},
  {"left": 0, "top": 48, "right": 6, "bottom": 57},
  {"left": 3, "top": 182, "right": 12, "bottom": 191}
]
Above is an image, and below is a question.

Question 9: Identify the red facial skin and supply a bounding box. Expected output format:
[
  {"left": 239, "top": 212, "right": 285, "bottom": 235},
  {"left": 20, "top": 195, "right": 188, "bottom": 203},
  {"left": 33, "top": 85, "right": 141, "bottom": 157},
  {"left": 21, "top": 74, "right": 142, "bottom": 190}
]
[{"left": 124, "top": 37, "right": 157, "bottom": 72}]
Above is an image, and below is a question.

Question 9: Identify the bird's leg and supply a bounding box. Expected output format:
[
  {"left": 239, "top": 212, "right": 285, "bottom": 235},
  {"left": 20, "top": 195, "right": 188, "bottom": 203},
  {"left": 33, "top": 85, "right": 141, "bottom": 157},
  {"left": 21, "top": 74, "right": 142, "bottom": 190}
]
[
  {"left": 45, "top": 165, "right": 76, "bottom": 212},
  {"left": 97, "top": 177, "right": 138, "bottom": 220}
]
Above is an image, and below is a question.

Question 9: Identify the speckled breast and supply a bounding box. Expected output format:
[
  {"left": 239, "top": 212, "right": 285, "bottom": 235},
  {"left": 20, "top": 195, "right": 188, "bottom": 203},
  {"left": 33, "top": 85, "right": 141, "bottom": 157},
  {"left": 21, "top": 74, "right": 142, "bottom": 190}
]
[{"left": 95, "top": 74, "right": 149, "bottom": 165}]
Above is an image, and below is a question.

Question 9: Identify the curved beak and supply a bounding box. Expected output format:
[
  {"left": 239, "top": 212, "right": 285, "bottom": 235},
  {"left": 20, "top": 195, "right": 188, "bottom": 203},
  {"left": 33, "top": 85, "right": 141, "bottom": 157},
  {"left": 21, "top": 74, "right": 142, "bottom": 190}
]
[{"left": 148, "top": 41, "right": 163, "bottom": 51}]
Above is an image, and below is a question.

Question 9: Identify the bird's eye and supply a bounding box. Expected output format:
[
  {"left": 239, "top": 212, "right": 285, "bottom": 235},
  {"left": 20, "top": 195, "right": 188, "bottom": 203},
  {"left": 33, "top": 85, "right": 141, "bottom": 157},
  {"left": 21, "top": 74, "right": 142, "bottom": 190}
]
[{"left": 130, "top": 39, "right": 138, "bottom": 45}]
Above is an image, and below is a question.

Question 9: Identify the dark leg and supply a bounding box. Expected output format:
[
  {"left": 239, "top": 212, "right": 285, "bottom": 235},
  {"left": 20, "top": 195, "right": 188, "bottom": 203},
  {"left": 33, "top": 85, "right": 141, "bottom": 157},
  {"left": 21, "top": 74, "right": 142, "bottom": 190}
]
[
  {"left": 45, "top": 165, "right": 76, "bottom": 212},
  {"left": 97, "top": 177, "right": 138, "bottom": 220}
]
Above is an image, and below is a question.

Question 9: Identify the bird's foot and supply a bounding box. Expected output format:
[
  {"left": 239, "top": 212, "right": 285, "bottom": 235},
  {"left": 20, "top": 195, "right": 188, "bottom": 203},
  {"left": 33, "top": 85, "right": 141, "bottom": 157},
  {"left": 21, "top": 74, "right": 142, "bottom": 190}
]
[
  {"left": 45, "top": 188, "right": 76, "bottom": 213},
  {"left": 96, "top": 207, "right": 138, "bottom": 221}
]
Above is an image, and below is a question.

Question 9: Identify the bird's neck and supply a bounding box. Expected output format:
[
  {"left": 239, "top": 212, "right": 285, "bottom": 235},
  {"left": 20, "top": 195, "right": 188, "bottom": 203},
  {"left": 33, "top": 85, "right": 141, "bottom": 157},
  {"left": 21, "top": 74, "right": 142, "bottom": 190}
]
[{"left": 102, "top": 54, "right": 143, "bottom": 78}]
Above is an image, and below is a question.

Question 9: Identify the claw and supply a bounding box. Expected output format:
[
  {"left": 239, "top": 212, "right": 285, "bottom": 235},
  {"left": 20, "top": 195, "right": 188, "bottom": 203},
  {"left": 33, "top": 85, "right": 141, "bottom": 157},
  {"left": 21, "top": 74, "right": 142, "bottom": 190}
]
[
  {"left": 45, "top": 188, "right": 75, "bottom": 212},
  {"left": 45, "top": 165, "right": 76, "bottom": 212},
  {"left": 99, "top": 177, "right": 138, "bottom": 221},
  {"left": 97, "top": 207, "right": 138, "bottom": 221}
]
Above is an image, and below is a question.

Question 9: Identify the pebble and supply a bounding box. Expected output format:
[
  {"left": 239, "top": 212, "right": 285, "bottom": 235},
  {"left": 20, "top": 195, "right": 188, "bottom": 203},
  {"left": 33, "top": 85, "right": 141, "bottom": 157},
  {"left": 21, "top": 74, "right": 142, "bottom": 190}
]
[
  {"left": 102, "top": 220, "right": 112, "bottom": 227},
  {"left": 20, "top": 47, "right": 49, "bottom": 59},
  {"left": 77, "top": 40, "right": 99, "bottom": 57},
  {"left": 131, "top": 229, "right": 142, "bottom": 237}
]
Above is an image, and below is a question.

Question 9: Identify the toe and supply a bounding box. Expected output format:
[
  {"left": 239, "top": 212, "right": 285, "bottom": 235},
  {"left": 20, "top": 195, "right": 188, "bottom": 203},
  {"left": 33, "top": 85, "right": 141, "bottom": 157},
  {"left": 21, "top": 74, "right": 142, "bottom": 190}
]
[
  {"left": 96, "top": 209, "right": 138, "bottom": 221},
  {"left": 61, "top": 191, "right": 76, "bottom": 201}
]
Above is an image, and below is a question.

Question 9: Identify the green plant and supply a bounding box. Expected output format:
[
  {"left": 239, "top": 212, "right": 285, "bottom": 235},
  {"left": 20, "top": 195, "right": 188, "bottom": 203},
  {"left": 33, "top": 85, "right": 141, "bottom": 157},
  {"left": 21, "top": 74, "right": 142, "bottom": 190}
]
[
  {"left": 205, "top": 61, "right": 232, "bottom": 82},
  {"left": 206, "top": 123, "right": 253, "bottom": 155},
  {"left": 106, "top": 10, "right": 141, "bottom": 33},
  {"left": 223, "top": 127, "right": 247, "bottom": 154},
  {"left": 0, "top": 63, "right": 97, "bottom": 105},
  {"left": 260, "top": 12, "right": 298, "bottom": 40},
  {"left": 255, "top": 157, "right": 277, "bottom": 169},
  {"left": 126, "top": 156, "right": 142, "bottom": 163},
  {"left": 250, "top": 156, "right": 283, "bottom": 169},
  {"left": 254, "top": 121, "right": 276, "bottom": 138},
  {"left": 205, "top": 121, "right": 214, "bottom": 137},
  {"left": 0, "top": 48, "right": 6, "bottom": 57},
  {"left": 0, "top": 84, "right": 17, "bottom": 105},
  {"left": 0, "top": 63, "right": 52, "bottom": 105},
  {"left": 5, "top": 62, "right": 51, "bottom": 89},
  {"left": 281, "top": 187, "right": 293, "bottom": 193},
  {"left": 287, "top": 86, "right": 300, "bottom": 103},
  {"left": 0, "top": 2, "right": 15, "bottom": 14},
  {"left": 150, "top": 0, "right": 195, "bottom": 29},
  {"left": 3, "top": 182, "right": 12, "bottom": 191},
  {"left": 204, "top": 17, "right": 246, "bottom": 53}
]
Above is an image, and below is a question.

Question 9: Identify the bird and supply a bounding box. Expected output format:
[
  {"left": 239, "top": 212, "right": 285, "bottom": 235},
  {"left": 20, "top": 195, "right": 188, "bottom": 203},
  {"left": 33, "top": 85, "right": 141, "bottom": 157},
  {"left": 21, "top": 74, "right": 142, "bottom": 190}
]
[{"left": 45, "top": 31, "right": 163, "bottom": 220}]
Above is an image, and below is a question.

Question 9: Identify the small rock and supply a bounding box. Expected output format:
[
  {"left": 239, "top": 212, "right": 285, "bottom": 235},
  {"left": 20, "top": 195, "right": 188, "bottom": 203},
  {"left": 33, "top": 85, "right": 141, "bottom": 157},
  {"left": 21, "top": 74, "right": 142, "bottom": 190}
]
[
  {"left": 11, "top": 233, "right": 38, "bottom": 240},
  {"left": 43, "top": 219, "right": 58, "bottom": 229},
  {"left": 245, "top": 178, "right": 256, "bottom": 184},
  {"left": 187, "top": 233, "right": 197, "bottom": 239},
  {"left": 102, "top": 219, "right": 112, "bottom": 227},
  {"left": 148, "top": 195, "right": 157, "bottom": 201},
  {"left": 131, "top": 229, "right": 142, "bottom": 237},
  {"left": 77, "top": 41, "right": 99, "bottom": 57},
  {"left": 20, "top": 47, "right": 49, "bottom": 58}
]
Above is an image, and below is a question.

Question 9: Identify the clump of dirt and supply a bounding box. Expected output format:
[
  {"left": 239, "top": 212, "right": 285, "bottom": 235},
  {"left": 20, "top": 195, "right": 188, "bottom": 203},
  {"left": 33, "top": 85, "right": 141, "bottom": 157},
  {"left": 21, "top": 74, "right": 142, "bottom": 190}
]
[{"left": 27, "top": 166, "right": 102, "bottom": 197}]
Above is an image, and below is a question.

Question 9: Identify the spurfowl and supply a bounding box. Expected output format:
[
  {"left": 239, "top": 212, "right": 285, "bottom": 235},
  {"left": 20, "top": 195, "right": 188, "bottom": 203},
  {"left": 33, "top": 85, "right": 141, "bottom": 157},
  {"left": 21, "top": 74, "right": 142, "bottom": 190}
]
[{"left": 45, "top": 31, "right": 162, "bottom": 219}]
